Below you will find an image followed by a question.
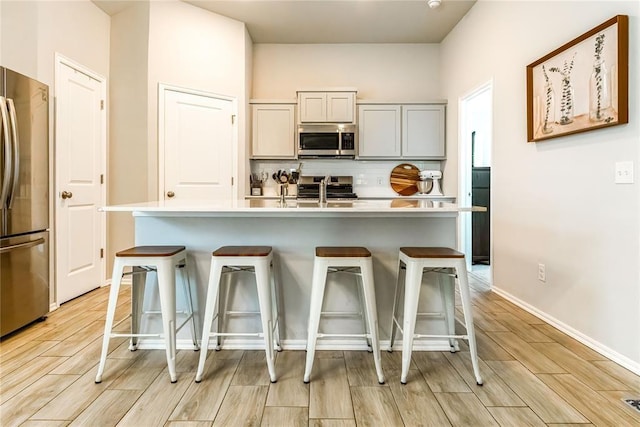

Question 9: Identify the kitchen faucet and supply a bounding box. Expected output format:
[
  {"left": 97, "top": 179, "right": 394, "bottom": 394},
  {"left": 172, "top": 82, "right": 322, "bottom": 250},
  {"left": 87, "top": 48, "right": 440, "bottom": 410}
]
[{"left": 320, "top": 175, "right": 331, "bottom": 203}]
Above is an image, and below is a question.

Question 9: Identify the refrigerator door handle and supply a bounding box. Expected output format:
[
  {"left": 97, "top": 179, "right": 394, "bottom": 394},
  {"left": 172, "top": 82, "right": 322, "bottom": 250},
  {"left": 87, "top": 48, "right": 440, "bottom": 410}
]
[
  {"left": 6, "top": 98, "right": 19, "bottom": 209},
  {"left": 0, "top": 237, "right": 45, "bottom": 254},
  {"left": 0, "top": 96, "right": 11, "bottom": 208}
]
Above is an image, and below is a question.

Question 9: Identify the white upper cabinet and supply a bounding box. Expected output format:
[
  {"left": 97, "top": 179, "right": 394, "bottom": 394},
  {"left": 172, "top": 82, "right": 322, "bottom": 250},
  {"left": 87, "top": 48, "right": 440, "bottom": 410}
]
[
  {"left": 402, "top": 104, "right": 445, "bottom": 159},
  {"left": 358, "top": 103, "right": 445, "bottom": 159},
  {"left": 298, "top": 92, "right": 326, "bottom": 122},
  {"left": 251, "top": 102, "right": 296, "bottom": 159},
  {"left": 326, "top": 92, "right": 355, "bottom": 122},
  {"left": 298, "top": 91, "right": 356, "bottom": 123},
  {"left": 358, "top": 104, "right": 401, "bottom": 158}
]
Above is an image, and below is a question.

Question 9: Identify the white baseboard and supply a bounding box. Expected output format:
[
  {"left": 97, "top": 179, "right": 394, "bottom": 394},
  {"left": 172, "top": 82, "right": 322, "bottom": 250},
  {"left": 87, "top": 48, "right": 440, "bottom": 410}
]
[
  {"left": 492, "top": 286, "right": 640, "bottom": 376},
  {"left": 134, "top": 338, "right": 456, "bottom": 352}
]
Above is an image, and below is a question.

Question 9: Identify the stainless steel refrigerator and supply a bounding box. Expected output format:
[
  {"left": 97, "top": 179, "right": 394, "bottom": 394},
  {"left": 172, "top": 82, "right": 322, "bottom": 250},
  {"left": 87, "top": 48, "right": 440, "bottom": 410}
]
[{"left": 1, "top": 67, "right": 50, "bottom": 337}]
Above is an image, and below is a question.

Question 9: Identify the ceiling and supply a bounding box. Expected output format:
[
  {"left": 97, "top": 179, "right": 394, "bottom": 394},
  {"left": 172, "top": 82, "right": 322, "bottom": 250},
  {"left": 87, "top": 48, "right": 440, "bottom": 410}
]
[{"left": 93, "top": 0, "right": 476, "bottom": 44}]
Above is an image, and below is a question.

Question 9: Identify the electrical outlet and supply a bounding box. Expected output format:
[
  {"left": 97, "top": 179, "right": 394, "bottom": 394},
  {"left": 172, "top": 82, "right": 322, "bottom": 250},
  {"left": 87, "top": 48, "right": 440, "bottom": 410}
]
[
  {"left": 537, "top": 263, "right": 546, "bottom": 282},
  {"left": 376, "top": 176, "right": 383, "bottom": 185},
  {"left": 615, "top": 161, "right": 634, "bottom": 184}
]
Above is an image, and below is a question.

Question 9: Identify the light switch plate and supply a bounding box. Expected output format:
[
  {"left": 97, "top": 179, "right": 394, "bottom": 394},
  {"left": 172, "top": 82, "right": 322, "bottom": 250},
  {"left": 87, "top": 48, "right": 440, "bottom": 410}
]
[{"left": 615, "top": 161, "right": 634, "bottom": 184}]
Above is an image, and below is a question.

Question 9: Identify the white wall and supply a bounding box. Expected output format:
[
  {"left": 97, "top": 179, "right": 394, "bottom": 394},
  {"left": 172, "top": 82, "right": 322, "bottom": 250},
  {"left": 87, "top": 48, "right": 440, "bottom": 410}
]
[
  {"left": 147, "top": 0, "right": 251, "bottom": 199},
  {"left": 252, "top": 43, "right": 441, "bottom": 100},
  {"left": 105, "top": 1, "right": 252, "bottom": 269},
  {"left": 252, "top": 43, "right": 447, "bottom": 193},
  {"left": 1, "top": 1, "right": 110, "bottom": 86},
  {"left": 1, "top": 0, "right": 110, "bottom": 305},
  {"left": 0, "top": 1, "right": 39, "bottom": 74},
  {"left": 108, "top": 1, "right": 150, "bottom": 272},
  {"left": 441, "top": 1, "right": 640, "bottom": 370}
]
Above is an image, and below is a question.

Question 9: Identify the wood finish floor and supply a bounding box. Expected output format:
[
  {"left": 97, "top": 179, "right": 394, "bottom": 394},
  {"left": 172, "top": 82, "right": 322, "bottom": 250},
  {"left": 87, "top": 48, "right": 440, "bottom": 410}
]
[{"left": 1, "top": 277, "right": 640, "bottom": 426}]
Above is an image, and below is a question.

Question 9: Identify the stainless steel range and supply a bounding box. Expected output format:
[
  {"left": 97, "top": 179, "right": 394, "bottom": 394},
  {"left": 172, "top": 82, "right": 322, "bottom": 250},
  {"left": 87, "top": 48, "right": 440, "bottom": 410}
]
[{"left": 296, "top": 176, "right": 357, "bottom": 201}]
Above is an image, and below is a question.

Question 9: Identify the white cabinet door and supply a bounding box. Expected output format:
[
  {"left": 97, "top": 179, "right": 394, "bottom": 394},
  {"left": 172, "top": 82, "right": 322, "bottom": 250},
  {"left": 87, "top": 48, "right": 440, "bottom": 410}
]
[
  {"left": 161, "top": 87, "right": 235, "bottom": 200},
  {"left": 298, "top": 92, "right": 326, "bottom": 122},
  {"left": 402, "top": 104, "right": 445, "bottom": 158},
  {"left": 327, "top": 92, "right": 355, "bottom": 123},
  {"left": 358, "top": 104, "right": 401, "bottom": 158},
  {"left": 298, "top": 91, "right": 356, "bottom": 123},
  {"left": 251, "top": 104, "right": 296, "bottom": 158}
]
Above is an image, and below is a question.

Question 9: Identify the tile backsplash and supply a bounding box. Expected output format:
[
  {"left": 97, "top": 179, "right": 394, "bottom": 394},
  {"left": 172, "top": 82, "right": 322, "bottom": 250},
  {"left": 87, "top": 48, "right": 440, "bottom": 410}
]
[{"left": 251, "top": 159, "right": 441, "bottom": 197}]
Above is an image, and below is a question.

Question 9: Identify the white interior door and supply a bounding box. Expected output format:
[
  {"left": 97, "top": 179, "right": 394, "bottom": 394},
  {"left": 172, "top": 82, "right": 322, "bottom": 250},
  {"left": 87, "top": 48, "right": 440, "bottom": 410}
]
[
  {"left": 55, "top": 58, "right": 105, "bottom": 304},
  {"left": 160, "top": 86, "right": 235, "bottom": 200}
]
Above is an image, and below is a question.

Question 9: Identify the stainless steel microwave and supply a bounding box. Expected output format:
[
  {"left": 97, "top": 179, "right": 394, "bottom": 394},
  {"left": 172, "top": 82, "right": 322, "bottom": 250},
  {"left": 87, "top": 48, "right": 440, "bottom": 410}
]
[{"left": 298, "top": 124, "right": 356, "bottom": 159}]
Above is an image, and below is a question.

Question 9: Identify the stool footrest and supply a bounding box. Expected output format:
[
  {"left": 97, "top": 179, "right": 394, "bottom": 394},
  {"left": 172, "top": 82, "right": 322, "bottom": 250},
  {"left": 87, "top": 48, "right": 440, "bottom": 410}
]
[
  {"left": 141, "top": 310, "right": 191, "bottom": 316},
  {"left": 110, "top": 333, "right": 161, "bottom": 338},
  {"left": 224, "top": 310, "right": 261, "bottom": 316},
  {"left": 391, "top": 312, "right": 446, "bottom": 320},
  {"left": 207, "top": 332, "right": 265, "bottom": 338},
  {"left": 320, "top": 310, "right": 363, "bottom": 317},
  {"left": 108, "top": 314, "right": 195, "bottom": 339},
  {"left": 413, "top": 333, "right": 468, "bottom": 340},
  {"left": 416, "top": 313, "right": 446, "bottom": 318},
  {"left": 316, "top": 333, "right": 369, "bottom": 339}
]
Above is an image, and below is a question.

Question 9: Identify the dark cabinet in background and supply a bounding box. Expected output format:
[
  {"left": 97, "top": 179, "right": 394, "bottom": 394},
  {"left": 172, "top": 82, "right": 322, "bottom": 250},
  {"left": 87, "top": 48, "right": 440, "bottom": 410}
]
[{"left": 472, "top": 167, "right": 490, "bottom": 264}]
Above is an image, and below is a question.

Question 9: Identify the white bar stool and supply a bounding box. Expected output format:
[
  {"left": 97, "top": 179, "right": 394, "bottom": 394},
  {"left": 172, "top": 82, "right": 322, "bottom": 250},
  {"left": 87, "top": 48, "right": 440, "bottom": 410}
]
[
  {"left": 195, "top": 246, "right": 281, "bottom": 383},
  {"left": 95, "top": 245, "right": 199, "bottom": 384},
  {"left": 304, "top": 246, "right": 385, "bottom": 384},
  {"left": 389, "top": 247, "right": 483, "bottom": 385}
]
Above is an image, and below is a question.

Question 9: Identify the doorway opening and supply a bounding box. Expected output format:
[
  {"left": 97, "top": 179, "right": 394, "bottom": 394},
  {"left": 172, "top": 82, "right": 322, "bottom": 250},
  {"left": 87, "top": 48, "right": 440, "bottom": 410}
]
[{"left": 459, "top": 81, "right": 493, "bottom": 288}]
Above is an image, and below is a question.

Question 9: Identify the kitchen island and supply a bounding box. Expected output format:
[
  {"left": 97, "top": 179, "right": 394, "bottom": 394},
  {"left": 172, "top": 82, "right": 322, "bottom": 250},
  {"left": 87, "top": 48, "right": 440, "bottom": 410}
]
[{"left": 102, "top": 199, "right": 485, "bottom": 351}]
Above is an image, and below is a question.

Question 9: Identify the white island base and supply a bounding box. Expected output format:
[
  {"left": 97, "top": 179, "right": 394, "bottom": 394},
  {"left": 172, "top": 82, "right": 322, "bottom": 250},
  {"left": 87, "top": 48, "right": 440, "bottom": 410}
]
[{"left": 105, "top": 199, "right": 481, "bottom": 351}]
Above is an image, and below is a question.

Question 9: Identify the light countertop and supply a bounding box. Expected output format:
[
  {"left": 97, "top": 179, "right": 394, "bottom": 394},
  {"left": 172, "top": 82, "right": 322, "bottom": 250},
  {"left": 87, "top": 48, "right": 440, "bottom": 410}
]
[
  {"left": 100, "top": 198, "right": 485, "bottom": 216},
  {"left": 245, "top": 195, "right": 456, "bottom": 201}
]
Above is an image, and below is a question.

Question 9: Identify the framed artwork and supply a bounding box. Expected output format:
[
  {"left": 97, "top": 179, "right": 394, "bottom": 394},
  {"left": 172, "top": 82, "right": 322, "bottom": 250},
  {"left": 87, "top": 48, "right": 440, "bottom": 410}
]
[{"left": 526, "top": 15, "right": 628, "bottom": 142}]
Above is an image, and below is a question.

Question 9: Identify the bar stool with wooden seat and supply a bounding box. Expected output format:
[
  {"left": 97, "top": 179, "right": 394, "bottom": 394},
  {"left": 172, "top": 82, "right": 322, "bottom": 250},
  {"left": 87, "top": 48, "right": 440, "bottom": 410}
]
[
  {"left": 389, "top": 247, "right": 482, "bottom": 385},
  {"left": 304, "top": 246, "right": 385, "bottom": 384},
  {"left": 95, "top": 245, "right": 199, "bottom": 384},
  {"left": 195, "top": 246, "right": 281, "bottom": 383}
]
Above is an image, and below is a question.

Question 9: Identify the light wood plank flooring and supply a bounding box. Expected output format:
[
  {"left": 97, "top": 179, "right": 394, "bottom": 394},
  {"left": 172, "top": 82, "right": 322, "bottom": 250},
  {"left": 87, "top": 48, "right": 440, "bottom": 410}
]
[{"left": 2, "top": 277, "right": 639, "bottom": 426}]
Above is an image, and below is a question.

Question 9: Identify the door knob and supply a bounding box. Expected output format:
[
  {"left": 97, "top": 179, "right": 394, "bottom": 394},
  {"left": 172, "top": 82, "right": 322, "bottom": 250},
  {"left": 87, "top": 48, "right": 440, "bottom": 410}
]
[
  {"left": 61, "top": 191, "right": 73, "bottom": 200},
  {"left": 166, "top": 191, "right": 175, "bottom": 198}
]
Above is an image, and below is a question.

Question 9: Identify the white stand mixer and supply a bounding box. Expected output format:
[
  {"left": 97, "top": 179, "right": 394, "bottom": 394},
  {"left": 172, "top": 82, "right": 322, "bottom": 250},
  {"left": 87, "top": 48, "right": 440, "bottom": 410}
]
[{"left": 419, "top": 170, "right": 443, "bottom": 196}]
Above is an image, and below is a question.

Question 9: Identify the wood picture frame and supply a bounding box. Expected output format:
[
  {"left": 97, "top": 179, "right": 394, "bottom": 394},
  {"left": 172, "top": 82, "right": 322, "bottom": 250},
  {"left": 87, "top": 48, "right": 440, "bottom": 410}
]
[{"left": 526, "top": 15, "right": 628, "bottom": 142}]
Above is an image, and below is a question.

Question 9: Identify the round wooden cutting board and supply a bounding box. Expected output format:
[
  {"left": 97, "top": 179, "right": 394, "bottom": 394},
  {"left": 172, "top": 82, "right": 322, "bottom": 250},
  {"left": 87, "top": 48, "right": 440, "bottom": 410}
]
[{"left": 390, "top": 163, "right": 420, "bottom": 196}]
